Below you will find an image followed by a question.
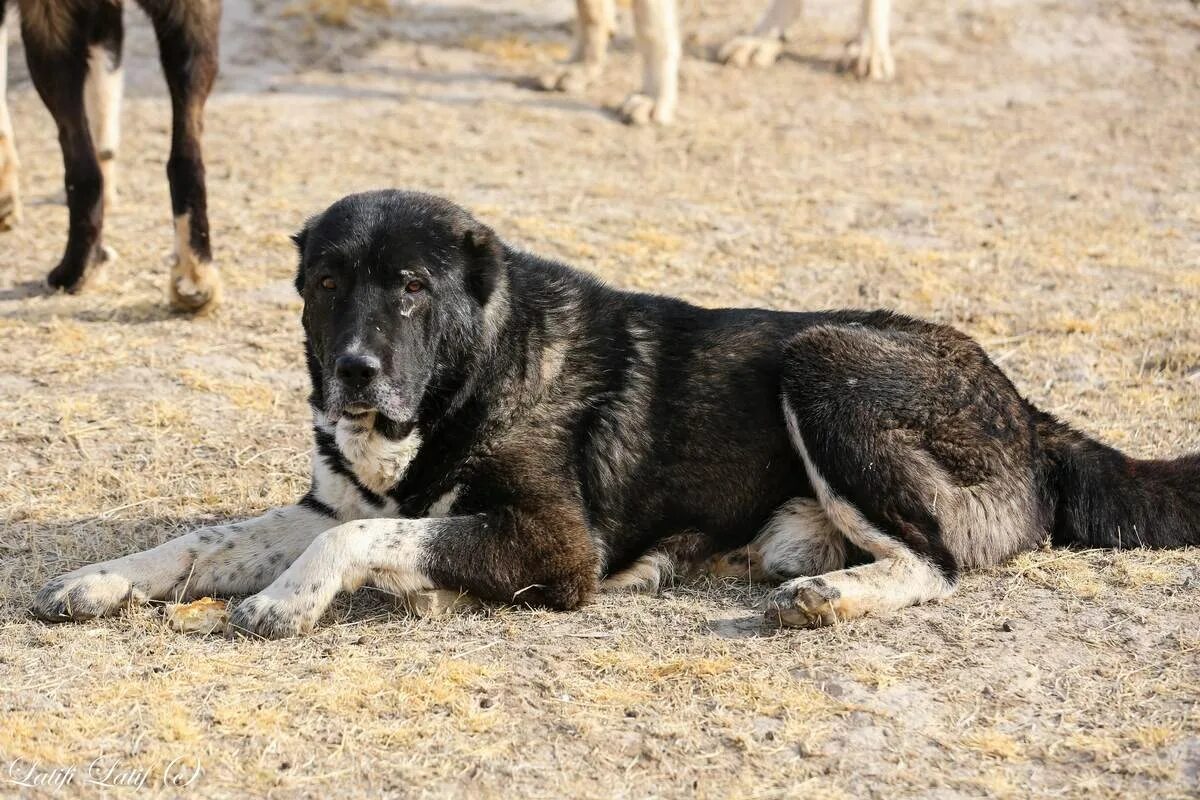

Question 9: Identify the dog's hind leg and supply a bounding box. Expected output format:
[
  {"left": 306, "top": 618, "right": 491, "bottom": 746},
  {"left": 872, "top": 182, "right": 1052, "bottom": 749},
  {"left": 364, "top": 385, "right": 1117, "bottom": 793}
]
[
  {"left": 765, "top": 408, "right": 956, "bottom": 626},
  {"left": 718, "top": 0, "right": 803, "bottom": 69},
  {"left": 141, "top": 0, "right": 222, "bottom": 313},
  {"left": 764, "top": 321, "right": 1046, "bottom": 626},
  {"left": 619, "top": 0, "right": 680, "bottom": 125},
  {"left": 537, "top": 0, "right": 614, "bottom": 93},
  {"left": 19, "top": 0, "right": 113, "bottom": 291},
  {"left": 84, "top": 1, "right": 123, "bottom": 215},
  {"left": 0, "top": 0, "right": 23, "bottom": 231},
  {"left": 764, "top": 324, "right": 966, "bottom": 626},
  {"left": 842, "top": 0, "right": 893, "bottom": 80},
  {"left": 31, "top": 504, "right": 338, "bottom": 622}
]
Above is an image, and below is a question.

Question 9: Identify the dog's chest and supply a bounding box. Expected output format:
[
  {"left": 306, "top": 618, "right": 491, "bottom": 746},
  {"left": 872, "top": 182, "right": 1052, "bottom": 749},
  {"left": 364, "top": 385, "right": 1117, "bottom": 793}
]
[{"left": 335, "top": 421, "right": 422, "bottom": 496}]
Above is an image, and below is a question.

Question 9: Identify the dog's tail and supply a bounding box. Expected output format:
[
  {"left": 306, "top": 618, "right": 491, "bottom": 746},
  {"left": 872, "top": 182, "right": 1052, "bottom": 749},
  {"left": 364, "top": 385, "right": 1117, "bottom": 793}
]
[{"left": 1036, "top": 411, "right": 1200, "bottom": 549}]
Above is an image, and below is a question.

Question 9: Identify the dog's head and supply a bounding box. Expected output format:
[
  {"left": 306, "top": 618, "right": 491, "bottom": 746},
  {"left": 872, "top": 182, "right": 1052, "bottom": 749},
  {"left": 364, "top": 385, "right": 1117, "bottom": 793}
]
[{"left": 293, "top": 190, "right": 505, "bottom": 429}]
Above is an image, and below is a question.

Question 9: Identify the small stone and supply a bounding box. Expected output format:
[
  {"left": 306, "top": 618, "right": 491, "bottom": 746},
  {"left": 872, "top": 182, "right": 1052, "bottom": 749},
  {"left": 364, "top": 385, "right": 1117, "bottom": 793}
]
[{"left": 1001, "top": 620, "right": 1015, "bottom": 632}]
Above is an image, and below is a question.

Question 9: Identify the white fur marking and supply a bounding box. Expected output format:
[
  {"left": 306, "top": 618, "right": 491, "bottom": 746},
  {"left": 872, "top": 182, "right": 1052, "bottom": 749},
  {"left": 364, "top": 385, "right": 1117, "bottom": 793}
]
[
  {"left": 427, "top": 485, "right": 460, "bottom": 517},
  {"left": 334, "top": 416, "right": 422, "bottom": 496},
  {"left": 85, "top": 44, "right": 123, "bottom": 210}
]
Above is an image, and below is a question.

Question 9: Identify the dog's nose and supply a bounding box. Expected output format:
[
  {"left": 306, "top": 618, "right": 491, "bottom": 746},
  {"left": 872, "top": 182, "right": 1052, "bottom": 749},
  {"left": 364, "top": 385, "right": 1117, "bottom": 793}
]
[{"left": 335, "top": 353, "right": 381, "bottom": 390}]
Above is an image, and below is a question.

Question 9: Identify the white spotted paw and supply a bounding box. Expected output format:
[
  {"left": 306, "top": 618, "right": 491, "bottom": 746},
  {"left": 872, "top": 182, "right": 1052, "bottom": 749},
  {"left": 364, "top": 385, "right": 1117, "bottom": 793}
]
[
  {"left": 763, "top": 576, "right": 842, "bottom": 628},
  {"left": 842, "top": 36, "right": 895, "bottom": 81},
  {"left": 718, "top": 35, "right": 783, "bottom": 69},
  {"left": 32, "top": 569, "right": 145, "bottom": 622},
  {"left": 536, "top": 62, "right": 600, "bottom": 94},
  {"left": 228, "top": 591, "right": 318, "bottom": 639},
  {"left": 618, "top": 92, "right": 674, "bottom": 126}
]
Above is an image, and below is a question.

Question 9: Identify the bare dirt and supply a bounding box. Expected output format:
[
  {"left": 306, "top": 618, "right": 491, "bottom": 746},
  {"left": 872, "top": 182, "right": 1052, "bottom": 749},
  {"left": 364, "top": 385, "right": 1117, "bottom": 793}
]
[{"left": 1, "top": 0, "right": 1198, "bottom": 797}]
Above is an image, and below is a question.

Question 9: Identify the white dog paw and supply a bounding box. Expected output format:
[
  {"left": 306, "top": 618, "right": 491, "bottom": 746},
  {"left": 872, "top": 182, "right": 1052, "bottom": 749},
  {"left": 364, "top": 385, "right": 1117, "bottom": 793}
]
[
  {"left": 228, "top": 591, "right": 319, "bottom": 639},
  {"left": 32, "top": 569, "right": 145, "bottom": 622},
  {"left": 618, "top": 92, "right": 674, "bottom": 126},
  {"left": 718, "top": 35, "right": 783, "bottom": 69},
  {"left": 536, "top": 62, "right": 600, "bottom": 94},
  {"left": 842, "top": 36, "right": 895, "bottom": 81}
]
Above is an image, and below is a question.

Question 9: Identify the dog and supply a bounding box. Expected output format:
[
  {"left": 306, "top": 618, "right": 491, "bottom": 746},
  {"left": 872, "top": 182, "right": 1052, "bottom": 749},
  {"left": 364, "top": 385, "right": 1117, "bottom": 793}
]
[
  {"left": 31, "top": 190, "right": 1200, "bottom": 637},
  {"left": 539, "top": 0, "right": 895, "bottom": 125},
  {"left": 0, "top": 0, "right": 221, "bottom": 312}
]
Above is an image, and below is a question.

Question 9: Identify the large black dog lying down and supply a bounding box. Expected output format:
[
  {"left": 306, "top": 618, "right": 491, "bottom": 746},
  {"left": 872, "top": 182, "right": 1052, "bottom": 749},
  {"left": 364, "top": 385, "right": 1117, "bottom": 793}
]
[{"left": 33, "top": 191, "right": 1200, "bottom": 637}]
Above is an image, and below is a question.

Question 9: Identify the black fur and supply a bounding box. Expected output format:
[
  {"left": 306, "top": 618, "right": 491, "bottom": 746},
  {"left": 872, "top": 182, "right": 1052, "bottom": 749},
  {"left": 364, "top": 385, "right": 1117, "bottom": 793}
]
[{"left": 1038, "top": 415, "right": 1200, "bottom": 549}]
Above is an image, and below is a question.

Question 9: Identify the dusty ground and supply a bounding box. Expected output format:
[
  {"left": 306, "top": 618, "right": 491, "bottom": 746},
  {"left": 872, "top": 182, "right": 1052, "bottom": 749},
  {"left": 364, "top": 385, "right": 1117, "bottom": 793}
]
[{"left": 1, "top": 0, "right": 1199, "bottom": 797}]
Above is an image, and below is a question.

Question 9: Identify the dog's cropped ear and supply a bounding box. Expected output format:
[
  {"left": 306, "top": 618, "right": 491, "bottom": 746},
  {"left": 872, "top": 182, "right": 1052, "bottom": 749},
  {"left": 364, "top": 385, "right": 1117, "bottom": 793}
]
[
  {"left": 291, "top": 216, "right": 316, "bottom": 294},
  {"left": 462, "top": 222, "right": 505, "bottom": 305}
]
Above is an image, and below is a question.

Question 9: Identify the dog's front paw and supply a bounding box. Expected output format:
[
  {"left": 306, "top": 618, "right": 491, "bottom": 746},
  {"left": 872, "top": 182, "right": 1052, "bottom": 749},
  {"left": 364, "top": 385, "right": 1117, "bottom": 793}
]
[
  {"left": 536, "top": 62, "right": 600, "bottom": 94},
  {"left": 763, "top": 576, "right": 842, "bottom": 628},
  {"left": 841, "top": 35, "right": 894, "bottom": 81},
  {"left": 618, "top": 92, "right": 674, "bottom": 126},
  {"left": 717, "top": 35, "right": 783, "bottom": 69},
  {"left": 32, "top": 569, "right": 144, "bottom": 622},
  {"left": 228, "top": 592, "right": 316, "bottom": 639}
]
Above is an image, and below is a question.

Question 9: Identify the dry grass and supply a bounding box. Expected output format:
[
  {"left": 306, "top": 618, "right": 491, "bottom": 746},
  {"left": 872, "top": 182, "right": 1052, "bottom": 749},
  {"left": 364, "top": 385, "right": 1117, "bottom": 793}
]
[{"left": 1, "top": 0, "right": 1198, "bottom": 796}]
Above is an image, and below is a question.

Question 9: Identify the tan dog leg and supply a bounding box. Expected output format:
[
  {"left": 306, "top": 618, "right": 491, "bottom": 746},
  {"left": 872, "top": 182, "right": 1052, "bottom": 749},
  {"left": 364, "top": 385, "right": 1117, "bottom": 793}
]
[
  {"left": 619, "top": 0, "right": 680, "bottom": 125},
  {"left": 842, "top": 0, "right": 894, "bottom": 80},
  {"left": 538, "top": 0, "right": 615, "bottom": 93},
  {"left": 0, "top": 16, "right": 22, "bottom": 231}
]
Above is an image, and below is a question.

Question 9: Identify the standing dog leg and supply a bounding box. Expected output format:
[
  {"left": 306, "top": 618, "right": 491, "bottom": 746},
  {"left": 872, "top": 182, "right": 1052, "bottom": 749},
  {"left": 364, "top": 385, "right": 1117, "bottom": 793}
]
[
  {"left": 32, "top": 504, "right": 337, "bottom": 622},
  {"left": 0, "top": 1, "right": 23, "bottom": 231},
  {"left": 619, "top": 0, "right": 680, "bottom": 125},
  {"left": 143, "top": 0, "right": 222, "bottom": 313},
  {"left": 537, "top": 0, "right": 614, "bottom": 93},
  {"left": 718, "top": 0, "right": 804, "bottom": 69},
  {"left": 842, "top": 0, "right": 894, "bottom": 80},
  {"left": 20, "top": 2, "right": 114, "bottom": 292},
  {"left": 85, "top": 1, "right": 124, "bottom": 215}
]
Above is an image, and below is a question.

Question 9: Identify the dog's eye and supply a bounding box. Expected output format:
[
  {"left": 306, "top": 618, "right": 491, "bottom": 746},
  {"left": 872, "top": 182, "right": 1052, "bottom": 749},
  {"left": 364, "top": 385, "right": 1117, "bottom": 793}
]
[
  {"left": 320, "top": 277, "right": 337, "bottom": 291},
  {"left": 405, "top": 280, "right": 424, "bottom": 294}
]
